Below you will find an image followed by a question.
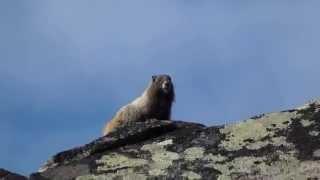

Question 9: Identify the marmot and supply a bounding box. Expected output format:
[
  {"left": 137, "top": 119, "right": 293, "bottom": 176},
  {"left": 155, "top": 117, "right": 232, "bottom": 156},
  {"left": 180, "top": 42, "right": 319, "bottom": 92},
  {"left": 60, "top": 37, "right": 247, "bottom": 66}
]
[{"left": 102, "top": 74, "right": 175, "bottom": 136}]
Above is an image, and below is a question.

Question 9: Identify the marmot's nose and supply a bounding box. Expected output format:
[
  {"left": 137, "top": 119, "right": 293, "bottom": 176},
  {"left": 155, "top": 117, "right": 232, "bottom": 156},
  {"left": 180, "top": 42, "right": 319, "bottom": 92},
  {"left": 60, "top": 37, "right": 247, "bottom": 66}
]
[{"left": 163, "top": 81, "right": 171, "bottom": 89}]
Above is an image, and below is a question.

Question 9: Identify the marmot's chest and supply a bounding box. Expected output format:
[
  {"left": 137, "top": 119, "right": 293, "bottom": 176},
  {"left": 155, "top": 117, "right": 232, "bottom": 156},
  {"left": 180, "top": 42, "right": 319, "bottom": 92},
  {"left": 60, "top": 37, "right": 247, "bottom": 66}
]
[{"left": 142, "top": 101, "right": 170, "bottom": 120}]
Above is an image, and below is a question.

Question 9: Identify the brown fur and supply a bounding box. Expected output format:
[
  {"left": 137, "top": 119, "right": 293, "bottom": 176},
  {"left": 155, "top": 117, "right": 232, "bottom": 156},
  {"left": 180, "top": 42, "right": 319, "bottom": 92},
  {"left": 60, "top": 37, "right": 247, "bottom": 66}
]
[{"left": 102, "top": 75, "right": 175, "bottom": 136}]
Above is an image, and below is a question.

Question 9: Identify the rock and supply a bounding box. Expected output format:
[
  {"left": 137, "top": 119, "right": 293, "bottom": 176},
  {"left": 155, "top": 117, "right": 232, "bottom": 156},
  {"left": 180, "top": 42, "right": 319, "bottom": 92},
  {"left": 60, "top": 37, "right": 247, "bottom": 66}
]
[
  {"left": 0, "top": 168, "right": 27, "bottom": 180},
  {"left": 17, "top": 100, "right": 320, "bottom": 179}
]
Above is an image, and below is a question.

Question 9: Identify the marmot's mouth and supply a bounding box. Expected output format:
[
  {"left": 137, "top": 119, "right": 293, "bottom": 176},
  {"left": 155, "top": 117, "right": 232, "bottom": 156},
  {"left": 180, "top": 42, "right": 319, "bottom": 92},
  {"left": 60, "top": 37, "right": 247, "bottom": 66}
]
[{"left": 162, "top": 81, "right": 172, "bottom": 92}]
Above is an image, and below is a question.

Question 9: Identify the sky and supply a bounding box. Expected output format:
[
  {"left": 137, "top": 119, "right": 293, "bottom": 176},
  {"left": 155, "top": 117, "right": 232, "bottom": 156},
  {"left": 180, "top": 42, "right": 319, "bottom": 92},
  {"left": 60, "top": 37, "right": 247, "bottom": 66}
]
[{"left": 1, "top": 0, "right": 320, "bottom": 175}]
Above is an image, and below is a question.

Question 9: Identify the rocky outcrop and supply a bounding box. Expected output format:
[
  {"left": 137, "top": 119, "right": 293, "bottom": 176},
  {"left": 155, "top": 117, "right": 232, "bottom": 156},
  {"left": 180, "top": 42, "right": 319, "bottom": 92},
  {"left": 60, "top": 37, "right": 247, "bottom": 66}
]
[
  {"left": 0, "top": 168, "right": 27, "bottom": 180},
  {"left": 5, "top": 100, "right": 320, "bottom": 179}
]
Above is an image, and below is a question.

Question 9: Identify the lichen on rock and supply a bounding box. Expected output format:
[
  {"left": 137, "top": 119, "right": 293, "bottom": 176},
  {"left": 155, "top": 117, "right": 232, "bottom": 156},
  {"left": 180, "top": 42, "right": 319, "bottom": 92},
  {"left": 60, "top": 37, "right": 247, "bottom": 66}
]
[
  {"left": 141, "top": 139, "right": 180, "bottom": 176},
  {"left": 96, "top": 153, "right": 148, "bottom": 172},
  {"left": 219, "top": 112, "right": 296, "bottom": 151}
]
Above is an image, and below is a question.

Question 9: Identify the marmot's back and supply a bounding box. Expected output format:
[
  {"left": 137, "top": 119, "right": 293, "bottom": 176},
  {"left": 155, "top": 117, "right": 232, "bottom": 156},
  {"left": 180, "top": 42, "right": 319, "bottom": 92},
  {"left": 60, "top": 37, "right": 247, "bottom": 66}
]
[{"left": 103, "top": 75, "right": 175, "bottom": 136}]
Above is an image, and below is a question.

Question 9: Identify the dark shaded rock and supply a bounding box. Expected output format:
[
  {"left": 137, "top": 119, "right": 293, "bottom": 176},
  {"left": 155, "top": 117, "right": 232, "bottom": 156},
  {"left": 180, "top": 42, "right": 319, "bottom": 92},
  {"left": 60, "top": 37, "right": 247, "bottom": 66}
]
[{"left": 0, "top": 168, "right": 27, "bottom": 180}]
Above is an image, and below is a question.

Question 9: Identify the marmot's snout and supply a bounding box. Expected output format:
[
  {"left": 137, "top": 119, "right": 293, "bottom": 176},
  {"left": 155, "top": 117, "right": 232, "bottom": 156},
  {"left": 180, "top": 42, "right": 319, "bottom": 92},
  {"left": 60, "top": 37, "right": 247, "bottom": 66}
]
[{"left": 162, "top": 80, "right": 172, "bottom": 93}]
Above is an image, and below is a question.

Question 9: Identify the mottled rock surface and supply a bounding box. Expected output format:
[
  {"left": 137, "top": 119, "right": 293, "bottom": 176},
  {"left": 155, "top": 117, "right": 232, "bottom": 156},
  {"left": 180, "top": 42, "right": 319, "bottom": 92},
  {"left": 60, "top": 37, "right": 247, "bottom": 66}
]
[
  {"left": 13, "top": 100, "right": 320, "bottom": 179},
  {"left": 0, "top": 168, "right": 27, "bottom": 180}
]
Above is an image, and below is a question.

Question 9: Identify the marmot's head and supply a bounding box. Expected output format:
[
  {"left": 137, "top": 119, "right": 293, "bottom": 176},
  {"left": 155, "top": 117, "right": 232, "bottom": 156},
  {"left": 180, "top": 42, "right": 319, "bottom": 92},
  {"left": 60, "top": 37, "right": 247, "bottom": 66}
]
[{"left": 149, "top": 74, "right": 175, "bottom": 102}]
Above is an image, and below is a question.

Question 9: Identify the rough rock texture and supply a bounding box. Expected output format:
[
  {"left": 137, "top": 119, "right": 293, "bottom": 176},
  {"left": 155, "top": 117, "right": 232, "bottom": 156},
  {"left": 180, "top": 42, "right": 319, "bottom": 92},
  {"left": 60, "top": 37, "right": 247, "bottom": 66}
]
[
  {"left": 0, "top": 168, "right": 27, "bottom": 180},
  {"left": 8, "top": 100, "right": 320, "bottom": 179}
]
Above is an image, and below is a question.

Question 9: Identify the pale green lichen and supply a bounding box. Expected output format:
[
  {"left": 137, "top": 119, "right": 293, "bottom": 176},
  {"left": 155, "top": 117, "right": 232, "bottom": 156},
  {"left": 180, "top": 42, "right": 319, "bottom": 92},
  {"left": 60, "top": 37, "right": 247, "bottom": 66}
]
[
  {"left": 300, "top": 119, "right": 314, "bottom": 127},
  {"left": 309, "top": 131, "right": 319, "bottom": 136},
  {"left": 184, "top": 147, "right": 205, "bottom": 161},
  {"left": 157, "top": 139, "right": 173, "bottom": 146},
  {"left": 76, "top": 171, "right": 147, "bottom": 180},
  {"left": 204, "top": 150, "right": 320, "bottom": 180},
  {"left": 141, "top": 139, "right": 179, "bottom": 176},
  {"left": 206, "top": 156, "right": 267, "bottom": 180},
  {"left": 80, "top": 139, "right": 181, "bottom": 178},
  {"left": 298, "top": 161, "right": 320, "bottom": 178},
  {"left": 220, "top": 112, "right": 296, "bottom": 151},
  {"left": 148, "top": 169, "right": 166, "bottom": 177},
  {"left": 245, "top": 140, "right": 270, "bottom": 150},
  {"left": 151, "top": 151, "right": 180, "bottom": 168},
  {"left": 215, "top": 108, "right": 320, "bottom": 179},
  {"left": 76, "top": 174, "right": 107, "bottom": 180},
  {"left": 181, "top": 171, "right": 202, "bottom": 180},
  {"left": 96, "top": 153, "right": 148, "bottom": 172},
  {"left": 203, "top": 153, "right": 227, "bottom": 163}
]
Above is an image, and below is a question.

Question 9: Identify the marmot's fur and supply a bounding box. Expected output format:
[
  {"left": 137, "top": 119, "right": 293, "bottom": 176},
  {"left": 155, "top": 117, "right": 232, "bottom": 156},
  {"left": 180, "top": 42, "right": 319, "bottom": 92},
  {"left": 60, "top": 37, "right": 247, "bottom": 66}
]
[{"left": 102, "top": 75, "right": 175, "bottom": 136}]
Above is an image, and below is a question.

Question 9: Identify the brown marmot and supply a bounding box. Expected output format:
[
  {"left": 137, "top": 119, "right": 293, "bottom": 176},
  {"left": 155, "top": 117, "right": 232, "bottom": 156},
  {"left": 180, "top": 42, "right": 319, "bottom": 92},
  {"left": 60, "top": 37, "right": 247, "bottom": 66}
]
[{"left": 102, "top": 74, "right": 175, "bottom": 136}]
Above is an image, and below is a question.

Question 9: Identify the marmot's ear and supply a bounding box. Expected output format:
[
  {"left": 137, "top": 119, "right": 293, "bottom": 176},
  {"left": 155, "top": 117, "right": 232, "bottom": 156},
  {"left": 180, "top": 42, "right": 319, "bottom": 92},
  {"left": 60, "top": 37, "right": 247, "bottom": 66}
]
[{"left": 152, "top": 75, "right": 157, "bottom": 82}]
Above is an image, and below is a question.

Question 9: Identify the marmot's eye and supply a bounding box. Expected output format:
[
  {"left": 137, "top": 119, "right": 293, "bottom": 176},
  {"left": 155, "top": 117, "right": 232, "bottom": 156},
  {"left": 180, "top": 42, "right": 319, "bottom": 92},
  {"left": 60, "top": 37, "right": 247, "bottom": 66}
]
[{"left": 152, "top": 75, "right": 157, "bottom": 82}]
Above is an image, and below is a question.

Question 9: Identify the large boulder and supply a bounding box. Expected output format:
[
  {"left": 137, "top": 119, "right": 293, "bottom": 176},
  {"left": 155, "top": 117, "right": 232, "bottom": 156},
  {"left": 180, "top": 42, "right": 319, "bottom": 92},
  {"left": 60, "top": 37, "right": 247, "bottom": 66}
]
[{"left": 11, "top": 100, "right": 320, "bottom": 179}]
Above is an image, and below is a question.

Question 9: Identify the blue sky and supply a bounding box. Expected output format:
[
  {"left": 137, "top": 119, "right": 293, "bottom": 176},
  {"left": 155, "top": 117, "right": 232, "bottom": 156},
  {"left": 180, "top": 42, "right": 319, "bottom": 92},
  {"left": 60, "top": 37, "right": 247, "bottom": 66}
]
[{"left": 1, "top": 0, "right": 320, "bottom": 175}]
